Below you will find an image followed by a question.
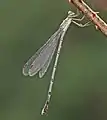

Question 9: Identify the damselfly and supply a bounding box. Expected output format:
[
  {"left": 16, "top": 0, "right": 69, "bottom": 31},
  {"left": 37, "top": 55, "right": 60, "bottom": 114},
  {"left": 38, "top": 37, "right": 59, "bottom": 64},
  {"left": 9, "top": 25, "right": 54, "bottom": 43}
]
[{"left": 22, "top": 10, "right": 90, "bottom": 115}]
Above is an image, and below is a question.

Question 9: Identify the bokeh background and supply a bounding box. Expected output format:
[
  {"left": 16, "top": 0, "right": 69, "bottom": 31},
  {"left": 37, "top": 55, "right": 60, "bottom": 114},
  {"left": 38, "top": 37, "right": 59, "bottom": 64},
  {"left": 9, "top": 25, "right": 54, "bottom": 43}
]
[{"left": 0, "top": 0, "right": 107, "bottom": 120}]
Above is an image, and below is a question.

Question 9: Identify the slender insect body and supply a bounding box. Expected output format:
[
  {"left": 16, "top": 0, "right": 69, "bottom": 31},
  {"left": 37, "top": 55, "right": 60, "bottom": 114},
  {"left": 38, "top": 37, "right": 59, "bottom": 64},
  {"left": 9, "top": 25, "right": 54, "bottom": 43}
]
[{"left": 23, "top": 10, "right": 90, "bottom": 115}]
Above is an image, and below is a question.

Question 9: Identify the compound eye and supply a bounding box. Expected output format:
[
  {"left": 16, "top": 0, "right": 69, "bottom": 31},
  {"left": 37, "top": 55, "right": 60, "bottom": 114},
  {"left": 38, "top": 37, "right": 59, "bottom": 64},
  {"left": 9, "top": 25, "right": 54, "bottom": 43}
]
[
  {"left": 68, "top": 11, "right": 75, "bottom": 15},
  {"left": 68, "top": 11, "right": 72, "bottom": 14}
]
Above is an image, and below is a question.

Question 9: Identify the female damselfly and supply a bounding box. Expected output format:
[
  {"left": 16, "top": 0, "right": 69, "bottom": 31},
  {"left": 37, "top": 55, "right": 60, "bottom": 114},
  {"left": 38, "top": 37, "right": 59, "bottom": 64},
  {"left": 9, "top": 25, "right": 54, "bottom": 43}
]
[{"left": 22, "top": 10, "right": 90, "bottom": 115}]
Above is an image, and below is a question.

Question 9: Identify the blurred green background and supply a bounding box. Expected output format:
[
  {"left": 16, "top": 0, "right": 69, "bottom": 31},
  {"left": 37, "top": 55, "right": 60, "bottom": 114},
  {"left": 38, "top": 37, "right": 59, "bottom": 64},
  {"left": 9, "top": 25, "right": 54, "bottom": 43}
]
[{"left": 0, "top": 0, "right": 107, "bottom": 120}]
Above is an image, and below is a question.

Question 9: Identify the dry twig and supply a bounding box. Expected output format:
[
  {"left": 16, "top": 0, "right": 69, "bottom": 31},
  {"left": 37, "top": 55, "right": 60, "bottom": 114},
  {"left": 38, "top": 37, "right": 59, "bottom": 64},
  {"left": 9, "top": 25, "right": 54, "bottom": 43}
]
[{"left": 69, "top": 0, "right": 107, "bottom": 36}]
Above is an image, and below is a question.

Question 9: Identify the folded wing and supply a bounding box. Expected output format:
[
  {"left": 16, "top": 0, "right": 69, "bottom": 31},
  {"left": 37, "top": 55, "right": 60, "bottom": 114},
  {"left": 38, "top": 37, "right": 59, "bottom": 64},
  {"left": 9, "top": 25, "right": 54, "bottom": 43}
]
[{"left": 22, "top": 28, "right": 62, "bottom": 77}]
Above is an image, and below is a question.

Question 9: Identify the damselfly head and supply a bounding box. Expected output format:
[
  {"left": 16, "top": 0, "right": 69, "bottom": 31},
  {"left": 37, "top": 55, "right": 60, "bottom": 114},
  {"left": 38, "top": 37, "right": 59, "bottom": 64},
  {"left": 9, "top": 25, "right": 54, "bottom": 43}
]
[{"left": 68, "top": 11, "right": 75, "bottom": 16}]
